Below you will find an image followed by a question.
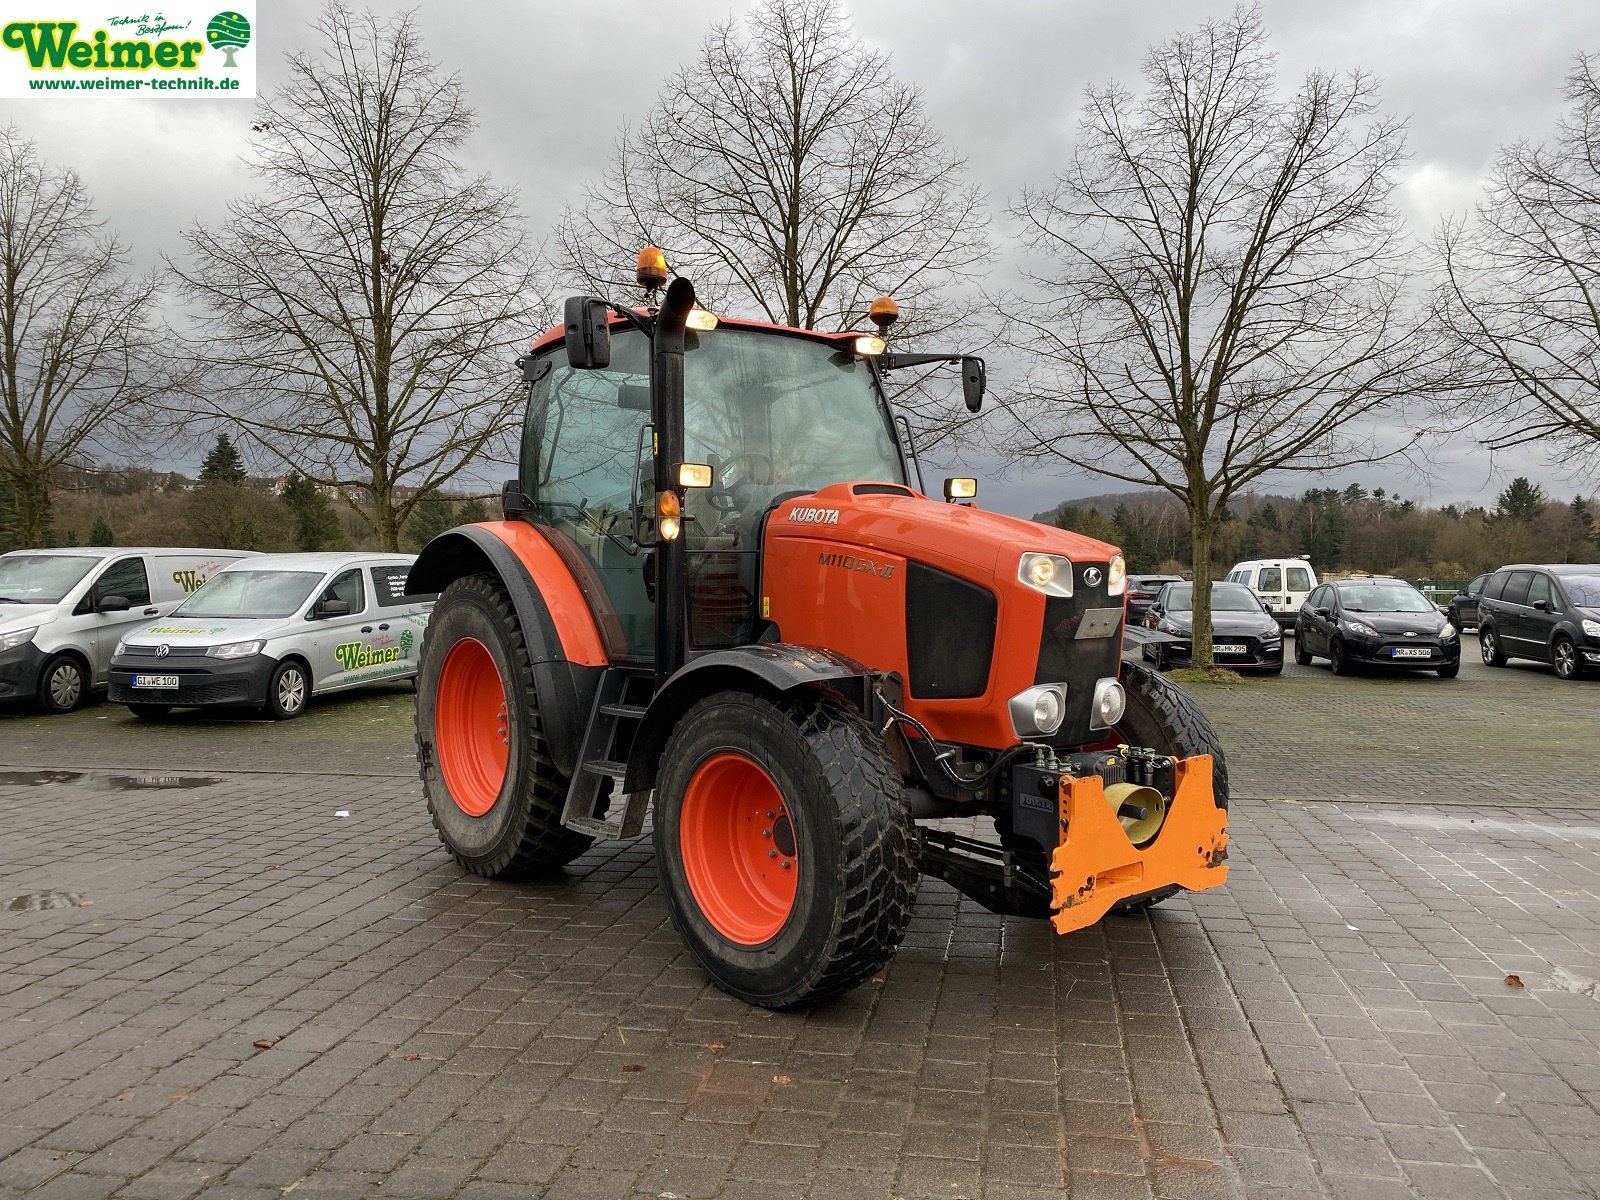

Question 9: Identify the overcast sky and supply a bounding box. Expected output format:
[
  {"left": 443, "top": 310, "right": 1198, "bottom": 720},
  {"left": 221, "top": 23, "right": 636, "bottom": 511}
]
[{"left": 6, "top": 0, "right": 1593, "bottom": 516}]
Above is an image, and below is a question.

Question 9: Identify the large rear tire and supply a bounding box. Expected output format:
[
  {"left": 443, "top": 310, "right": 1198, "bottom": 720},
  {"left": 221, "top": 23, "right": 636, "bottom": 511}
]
[
  {"left": 416, "top": 573, "right": 592, "bottom": 876},
  {"left": 652, "top": 689, "right": 917, "bottom": 1008},
  {"left": 1107, "top": 662, "right": 1230, "bottom": 915}
]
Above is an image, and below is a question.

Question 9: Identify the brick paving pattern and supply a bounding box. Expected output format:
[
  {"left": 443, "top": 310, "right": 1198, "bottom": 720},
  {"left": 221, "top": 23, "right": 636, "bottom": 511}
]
[{"left": 2, "top": 642, "right": 1597, "bottom": 1199}]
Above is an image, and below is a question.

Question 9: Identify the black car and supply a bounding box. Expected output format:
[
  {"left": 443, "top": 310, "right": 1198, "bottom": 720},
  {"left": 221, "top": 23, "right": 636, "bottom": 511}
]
[
  {"left": 1447, "top": 573, "right": 1489, "bottom": 631},
  {"left": 1296, "top": 577, "right": 1461, "bottom": 677},
  {"left": 1142, "top": 580, "right": 1284, "bottom": 672},
  {"left": 1476, "top": 564, "right": 1600, "bottom": 680},
  {"left": 1127, "top": 574, "right": 1184, "bottom": 622}
]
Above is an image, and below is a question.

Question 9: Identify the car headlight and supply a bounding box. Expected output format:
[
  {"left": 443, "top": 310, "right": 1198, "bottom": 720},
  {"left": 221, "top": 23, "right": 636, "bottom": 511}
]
[
  {"left": 114, "top": 637, "right": 128, "bottom": 657},
  {"left": 1018, "top": 553, "right": 1073, "bottom": 598},
  {"left": 207, "top": 640, "right": 264, "bottom": 659},
  {"left": 1158, "top": 619, "right": 1186, "bottom": 636},
  {"left": 1583, "top": 619, "right": 1600, "bottom": 639},
  {"left": 1261, "top": 628, "right": 1282, "bottom": 643},
  {"left": 1089, "top": 678, "right": 1126, "bottom": 730},
  {"left": 0, "top": 626, "right": 39, "bottom": 653},
  {"left": 1346, "top": 620, "right": 1379, "bottom": 638},
  {"left": 1439, "top": 623, "right": 1457, "bottom": 641},
  {"left": 1106, "top": 554, "right": 1127, "bottom": 596}
]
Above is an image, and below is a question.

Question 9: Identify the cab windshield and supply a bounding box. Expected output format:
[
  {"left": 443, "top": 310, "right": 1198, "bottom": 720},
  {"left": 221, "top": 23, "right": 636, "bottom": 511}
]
[
  {"left": 173, "top": 570, "right": 325, "bottom": 619},
  {"left": 0, "top": 554, "right": 98, "bottom": 603},
  {"left": 1561, "top": 575, "right": 1600, "bottom": 607},
  {"left": 1338, "top": 583, "right": 1436, "bottom": 613},
  {"left": 523, "top": 326, "right": 906, "bottom": 658}
]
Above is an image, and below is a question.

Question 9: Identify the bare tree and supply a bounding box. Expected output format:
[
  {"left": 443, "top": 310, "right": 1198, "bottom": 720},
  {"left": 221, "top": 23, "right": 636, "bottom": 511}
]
[
  {"left": 998, "top": 8, "right": 1445, "bottom": 666},
  {"left": 554, "top": 0, "right": 989, "bottom": 353},
  {"left": 1437, "top": 56, "right": 1600, "bottom": 470},
  {"left": 174, "top": 5, "right": 542, "bottom": 551},
  {"left": 0, "top": 127, "right": 179, "bottom": 548}
]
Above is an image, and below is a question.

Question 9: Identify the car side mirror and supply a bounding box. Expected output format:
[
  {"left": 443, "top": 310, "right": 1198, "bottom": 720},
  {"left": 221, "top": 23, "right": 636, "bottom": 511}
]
[
  {"left": 316, "top": 598, "right": 351, "bottom": 618},
  {"left": 961, "top": 357, "right": 986, "bottom": 413},
  {"left": 1315, "top": 606, "right": 1331, "bottom": 618},
  {"left": 563, "top": 296, "right": 611, "bottom": 369},
  {"left": 1533, "top": 599, "right": 1550, "bottom": 611},
  {"left": 96, "top": 594, "right": 130, "bottom": 613}
]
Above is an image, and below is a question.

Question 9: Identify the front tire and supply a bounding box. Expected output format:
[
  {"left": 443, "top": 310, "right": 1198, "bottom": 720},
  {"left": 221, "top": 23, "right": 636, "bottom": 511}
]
[
  {"left": 1437, "top": 661, "right": 1460, "bottom": 679},
  {"left": 264, "top": 659, "right": 310, "bottom": 720},
  {"left": 1294, "top": 633, "right": 1312, "bottom": 666},
  {"left": 652, "top": 690, "right": 917, "bottom": 1008},
  {"left": 1330, "top": 638, "right": 1351, "bottom": 676},
  {"left": 36, "top": 654, "right": 87, "bottom": 714},
  {"left": 1480, "top": 625, "right": 1507, "bottom": 666},
  {"left": 416, "top": 574, "right": 591, "bottom": 876},
  {"left": 1553, "top": 636, "right": 1581, "bottom": 680}
]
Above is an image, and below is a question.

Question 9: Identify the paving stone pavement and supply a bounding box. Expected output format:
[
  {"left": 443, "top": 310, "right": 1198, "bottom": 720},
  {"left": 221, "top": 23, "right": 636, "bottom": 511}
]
[{"left": 2, "top": 659, "right": 1599, "bottom": 1200}]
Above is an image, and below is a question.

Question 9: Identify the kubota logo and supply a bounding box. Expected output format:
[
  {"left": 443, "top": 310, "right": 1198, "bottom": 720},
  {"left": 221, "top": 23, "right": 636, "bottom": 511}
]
[{"left": 789, "top": 506, "right": 840, "bottom": 525}]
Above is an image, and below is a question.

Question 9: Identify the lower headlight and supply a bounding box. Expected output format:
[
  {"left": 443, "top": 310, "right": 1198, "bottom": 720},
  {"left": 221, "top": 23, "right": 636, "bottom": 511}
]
[
  {"left": 1089, "top": 678, "right": 1126, "bottom": 730},
  {"left": 1008, "top": 684, "right": 1067, "bottom": 737},
  {"left": 0, "top": 626, "right": 39, "bottom": 653},
  {"left": 207, "top": 640, "right": 264, "bottom": 659}
]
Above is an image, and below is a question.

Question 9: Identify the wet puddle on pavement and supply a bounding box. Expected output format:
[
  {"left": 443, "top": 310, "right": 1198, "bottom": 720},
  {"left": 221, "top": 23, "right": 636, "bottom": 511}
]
[
  {"left": 0, "top": 770, "right": 218, "bottom": 790},
  {"left": 6, "top": 890, "right": 86, "bottom": 911},
  {"left": 0, "top": 770, "right": 85, "bottom": 786}
]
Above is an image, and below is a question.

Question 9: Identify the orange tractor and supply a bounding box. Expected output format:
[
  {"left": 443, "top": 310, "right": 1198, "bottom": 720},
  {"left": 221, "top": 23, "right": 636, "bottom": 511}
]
[{"left": 408, "top": 251, "right": 1229, "bottom": 1007}]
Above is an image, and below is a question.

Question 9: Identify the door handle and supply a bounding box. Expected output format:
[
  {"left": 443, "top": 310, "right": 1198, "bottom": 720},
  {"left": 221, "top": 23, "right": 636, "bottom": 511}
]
[
  {"left": 143, "top": 607, "right": 158, "bottom": 616},
  {"left": 378, "top": 623, "right": 390, "bottom": 631},
  {"left": 360, "top": 626, "right": 373, "bottom": 634}
]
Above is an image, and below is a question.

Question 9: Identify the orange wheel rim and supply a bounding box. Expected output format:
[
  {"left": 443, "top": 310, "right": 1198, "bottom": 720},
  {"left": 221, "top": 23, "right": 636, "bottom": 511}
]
[
  {"left": 436, "top": 637, "right": 509, "bottom": 817},
  {"left": 679, "top": 752, "right": 798, "bottom": 945}
]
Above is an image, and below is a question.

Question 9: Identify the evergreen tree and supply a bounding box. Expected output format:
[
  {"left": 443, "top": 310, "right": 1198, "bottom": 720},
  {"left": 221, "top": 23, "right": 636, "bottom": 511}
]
[
  {"left": 405, "top": 492, "right": 457, "bottom": 550},
  {"left": 456, "top": 497, "right": 490, "bottom": 524},
  {"left": 63, "top": 528, "right": 79, "bottom": 547},
  {"left": 88, "top": 514, "right": 114, "bottom": 545},
  {"left": 199, "top": 433, "right": 247, "bottom": 482},
  {"left": 280, "top": 473, "right": 340, "bottom": 551},
  {"left": 1493, "top": 477, "right": 1547, "bottom": 523}
]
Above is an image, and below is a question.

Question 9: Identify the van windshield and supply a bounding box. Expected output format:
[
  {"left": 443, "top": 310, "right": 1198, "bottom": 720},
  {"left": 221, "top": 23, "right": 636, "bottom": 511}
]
[
  {"left": 173, "top": 570, "right": 325, "bottom": 619},
  {"left": 0, "top": 554, "right": 99, "bottom": 603}
]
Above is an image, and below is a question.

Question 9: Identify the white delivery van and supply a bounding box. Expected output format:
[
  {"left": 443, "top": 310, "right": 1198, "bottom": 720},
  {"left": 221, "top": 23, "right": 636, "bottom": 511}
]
[
  {"left": 0, "top": 547, "right": 254, "bottom": 713},
  {"left": 107, "top": 552, "right": 435, "bottom": 720},
  {"left": 1226, "top": 556, "right": 1319, "bottom": 631}
]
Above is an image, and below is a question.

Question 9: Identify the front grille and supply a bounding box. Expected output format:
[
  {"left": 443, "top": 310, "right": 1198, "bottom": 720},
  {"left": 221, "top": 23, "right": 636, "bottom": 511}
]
[
  {"left": 120, "top": 644, "right": 211, "bottom": 657},
  {"left": 906, "top": 563, "right": 996, "bottom": 698},
  {"left": 1035, "top": 564, "right": 1124, "bottom": 747}
]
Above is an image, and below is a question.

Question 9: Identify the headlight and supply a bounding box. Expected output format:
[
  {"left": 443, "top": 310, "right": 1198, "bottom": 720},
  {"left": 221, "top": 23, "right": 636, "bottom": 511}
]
[
  {"left": 1583, "top": 619, "right": 1600, "bottom": 639},
  {"left": 1158, "top": 619, "right": 1185, "bottom": 635},
  {"left": 1106, "top": 554, "right": 1127, "bottom": 596},
  {"left": 207, "top": 640, "right": 264, "bottom": 659},
  {"left": 1439, "top": 623, "right": 1457, "bottom": 641},
  {"left": 1261, "top": 628, "right": 1282, "bottom": 643},
  {"left": 1089, "top": 678, "right": 1126, "bottom": 730},
  {"left": 1009, "top": 684, "right": 1066, "bottom": 737},
  {"left": 1346, "top": 620, "right": 1379, "bottom": 638},
  {"left": 114, "top": 637, "right": 128, "bottom": 657},
  {"left": 0, "top": 626, "right": 39, "bottom": 653},
  {"left": 1018, "top": 553, "right": 1073, "bottom": 598}
]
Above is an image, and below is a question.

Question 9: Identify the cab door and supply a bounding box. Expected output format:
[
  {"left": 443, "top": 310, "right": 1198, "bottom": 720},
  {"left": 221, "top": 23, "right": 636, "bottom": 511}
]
[
  {"left": 1523, "top": 572, "right": 1561, "bottom": 660},
  {"left": 367, "top": 563, "right": 429, "bottom": 681},
  {"left": 80, "top": 556, "right": 161, "bottom": 682}
]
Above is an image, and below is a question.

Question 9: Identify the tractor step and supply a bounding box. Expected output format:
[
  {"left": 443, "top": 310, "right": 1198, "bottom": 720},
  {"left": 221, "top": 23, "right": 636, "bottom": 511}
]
[{"left": 561, "top": 668, "right": 651, "bottom": 841}]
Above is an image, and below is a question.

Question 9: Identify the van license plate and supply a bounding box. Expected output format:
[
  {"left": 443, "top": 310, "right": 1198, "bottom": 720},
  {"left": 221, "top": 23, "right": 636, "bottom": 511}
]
[
  {"left": 1391, "top": 648, "right": 1430, "bottom": 658},
  {"left": 1215, "top": 643, "right": 1246, "bottom": 654},
  {"left": 132, "top": 675, "right": 179, "bottom": 688}
]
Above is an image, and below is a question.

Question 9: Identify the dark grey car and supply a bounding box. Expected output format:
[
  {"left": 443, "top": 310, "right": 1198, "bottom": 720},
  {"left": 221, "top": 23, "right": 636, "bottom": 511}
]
[{"left": 1477, "top": 564, "right": 1600, "bottom": 680}]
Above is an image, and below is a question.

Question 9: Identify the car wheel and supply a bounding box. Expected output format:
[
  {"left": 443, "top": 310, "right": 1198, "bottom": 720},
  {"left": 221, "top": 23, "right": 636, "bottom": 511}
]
[
  {"left": 36, "top": 653, "right": 87, "bottom": 714},
  {"left": 128, "top": 704, "right": 172, "bottom": 719},
  {"left": 264, "top": 659, "right": 310, "bottom": 720},
  {"left": 1552, "top": 636, "right": 1582, "bottom": 680},
  {"left": 1294, "top": 632, "right": 1312, "bottom": 666},
  {"left": 1448, "top": 611, "right": 1462, "bottom": 632},
  {"left": 1329, "top": 638, "right": 1351, "bottom": 676},
  {"left": 1480, "top": 625, "right": 1507, "bottom": 666},
  {"left": 1436, "top": 661, "right": 1460, "bottom": 679}
]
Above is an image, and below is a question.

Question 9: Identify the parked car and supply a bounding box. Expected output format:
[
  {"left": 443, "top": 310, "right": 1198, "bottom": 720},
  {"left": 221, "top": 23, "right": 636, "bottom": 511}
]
[
  {"left": 1447, "top": 573, "right": 1489, "bottom": 631},
  {"left": 0, "top": 547, "right": 255, "bottom": 713},
  {"left": 1226, "top": 556, "right": 1318, "bottom": 631},
  {"left": 1476, "top": 564, "right": 1600, "bottom": 680},
  {"left": 107, "top": 553, "right": 436, "bottom": 719},
  {"left": 1295, "top": 577, "right": 1460, "bottom": 677},
  {"left": 1127, "top": 573, "right": 1185, "bottom": 622},
  {"left": 1142, "top": 580, "right": 1284, "bottom": 673}
]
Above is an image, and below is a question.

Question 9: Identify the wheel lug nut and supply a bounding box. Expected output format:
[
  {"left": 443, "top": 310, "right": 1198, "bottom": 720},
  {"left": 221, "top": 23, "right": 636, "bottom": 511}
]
[
  {"left": 768, "top": 849, "right": 778, "bottom": 859},
  {"left": 766, "top": 810, "right": 775, "bottom": 819},
  {"left": 762, "top": 827, "right": 771, "bottom": 838},
  {"left": 780, "top": 860, "right": 792, "bottom": 870}
]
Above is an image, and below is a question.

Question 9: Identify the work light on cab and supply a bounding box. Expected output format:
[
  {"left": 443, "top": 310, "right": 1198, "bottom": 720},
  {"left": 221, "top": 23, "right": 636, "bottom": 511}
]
[{"left": 656, "top": 489, "right": 683, "bottom": 541}]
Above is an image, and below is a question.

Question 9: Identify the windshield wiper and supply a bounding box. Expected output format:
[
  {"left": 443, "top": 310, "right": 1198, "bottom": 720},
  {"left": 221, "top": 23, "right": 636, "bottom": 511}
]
[{"left": 0, "top": 596, "right": 29, "bottom": 603}]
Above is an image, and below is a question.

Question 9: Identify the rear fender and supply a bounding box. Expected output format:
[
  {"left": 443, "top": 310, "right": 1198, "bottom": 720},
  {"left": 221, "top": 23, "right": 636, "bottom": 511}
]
[
  {"left": 408, "top": 524, "right": 606, "bottom": 777},
  {"left": 624, "top": 644, "right": 876, "bottom": 793}
]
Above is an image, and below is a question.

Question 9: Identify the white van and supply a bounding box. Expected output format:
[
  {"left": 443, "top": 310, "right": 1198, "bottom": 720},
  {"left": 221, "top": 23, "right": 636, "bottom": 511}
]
[
  {"left": 1226, "top": 556, "right": 1319, "bottom": 630},
  {"left": 0, "top": 547, "right": 254, "bottom": 713},
  {"left": 107, "top": 553, "right": 435, "bottom": 720}
]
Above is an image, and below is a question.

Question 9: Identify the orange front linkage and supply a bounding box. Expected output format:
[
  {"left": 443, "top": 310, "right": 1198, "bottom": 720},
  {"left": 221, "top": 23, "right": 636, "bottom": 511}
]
[{"left": 1048, "top": 755, "right": 1230, "bottom": 934}]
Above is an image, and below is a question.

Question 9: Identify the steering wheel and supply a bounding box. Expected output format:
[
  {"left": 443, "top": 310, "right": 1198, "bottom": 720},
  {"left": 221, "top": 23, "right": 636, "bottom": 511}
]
[{"left": 708, "top": 451, "right": 776, "bottom": 512}]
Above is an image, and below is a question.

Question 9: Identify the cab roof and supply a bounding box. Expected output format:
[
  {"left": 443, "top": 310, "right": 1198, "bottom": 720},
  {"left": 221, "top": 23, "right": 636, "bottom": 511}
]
[{"left": 527, "top": 308, "right": 871, "bottom": 357}]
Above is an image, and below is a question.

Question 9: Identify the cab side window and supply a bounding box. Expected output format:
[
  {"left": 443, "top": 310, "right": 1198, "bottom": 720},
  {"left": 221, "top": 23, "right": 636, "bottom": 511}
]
[
  {"left": 320, "top": 569, "right": 365, "bottom": 614},
  {"left": 1467, "top": 575, "right": 1485, "bottom": 597},
  {"left": 1501, "top": 571, "right": 1533, "bottom": 606},
  {"left": 1527, "top": 574, "right": 1556, "bottom": 611},
  {"left": 1482, "top": 571, "right": 1510, "bottom": 600},
  {"left": 94, "top": 557, "right": 151, "bottom": 607}
]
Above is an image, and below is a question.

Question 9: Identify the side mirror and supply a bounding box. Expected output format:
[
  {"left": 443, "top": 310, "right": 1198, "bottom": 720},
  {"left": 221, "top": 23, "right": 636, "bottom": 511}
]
[
  {"left": 961, "top": 357, "right": 986, "bottom": 413},
  {"left": 316, "top": 598, "right": 351, "bottom": 618},
  {"left": 563, "top": 296, "right": 611, "bottom": 369},
  {"left": 1315, "top": 606, "right": 1331, "bottom": 618},
  {"left": 500, "top": 478, "right": 528, "bottom": 521},
  {"left": 1533, "top": 599, "right": 1550, "bottom": 611},
  {"left": 96, "top": 594, "right": 130, "bottom": 613}
]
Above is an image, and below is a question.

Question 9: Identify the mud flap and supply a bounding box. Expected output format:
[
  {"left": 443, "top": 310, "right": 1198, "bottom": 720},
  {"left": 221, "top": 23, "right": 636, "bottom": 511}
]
[{"left": 1048, "top": 755, "right": 1229, "bottom": 934}]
